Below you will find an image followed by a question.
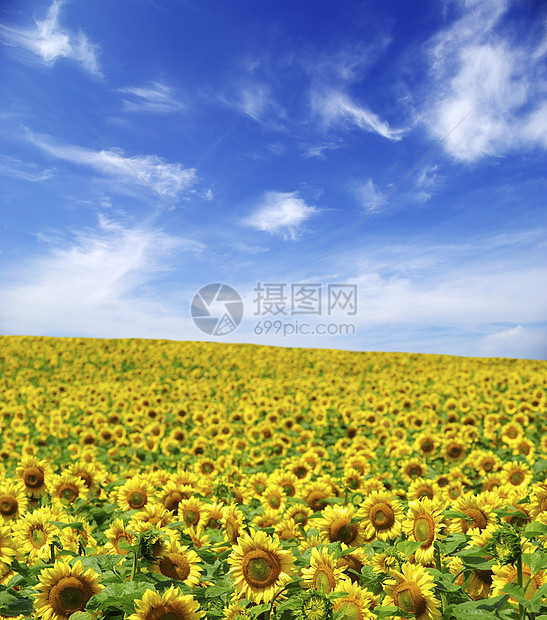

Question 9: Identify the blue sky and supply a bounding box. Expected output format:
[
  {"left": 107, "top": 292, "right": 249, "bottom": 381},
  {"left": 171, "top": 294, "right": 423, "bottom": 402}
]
[{"left": 1, "top": 0, "right": 546, "bottom": 359}]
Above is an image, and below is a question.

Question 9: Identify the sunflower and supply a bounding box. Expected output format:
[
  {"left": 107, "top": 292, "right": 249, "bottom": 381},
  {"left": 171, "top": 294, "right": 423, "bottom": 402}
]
[
  {"left": 221, "top": 504, "right": 246, "bottom": 544},
  {"left": 67, "top": 460, "right": 107, "bottom": 494},
  {"left": 500, "top": 460, "right": 533, "bottom": 490},
  {"left": 0, "top": 525, "right": 16, "bottom": 565},
  {"left": 529, "top": 484, "right": 547, "bottom": 522},
  {"left": 49, "top": 473, "right": 89, "bottom": 509},
  {"left": 332, "top": 578, "right": 379, "bottom": 620},
  {"left": 129, "top": 585, "right": 203, "bottom": 620},
  {"left": 301, "top": 480, "right": 334, "bottom": 512},
  {"left": 158, "top": 481, "right": 194, "bottom": 514},
  {"left": 222, "top": 602, "right": 252, "bottom": 620},
  {"left": 202, "top": 502, "right": 224, "bottom": 530},
  {"left": 269, "top": 472, "right": 300, "bottom": 497},
  {"left": 383, "top": 562, "right": 441, "bottom": 619},
  {"left": 178, "top": 497, "right": 205, "bottom": 528},
  {"left": 260, "top": 484, "right": 287, "bottom": 513},
  {"left": 316, "top": 505, "right": 366, "bottom": 547},
  {"left": 12, "top": 507, "right": 59, "bottom": 564},
  {"left": 447, "top": 493, "right": 498, "bottom": 535},
  {"left": 301, "top": 546, "right": 346, "bottom": 593},
  {"left": 151, "top": 537, "right": 203, "bottom": 587},
  {"left": 399, "top": 458, "right": 427, "bottom": 484},
  {"left": 360, "top": 491, "right": 404, "bottom": 541},
  {"left": 130, "top": 504, "right": 174, "bottom": 531},
  {"left": 228, "top": 529, "right": 294, "bottom": 603},
  {"left": 491, "top": 563, "right": 545, "bottom": 605},
  {"left": 402, "top": 499, "right": 443, "bottom": 566},
  {"left": 15, "top": 455, "right": 53, "bottom": 498},
  {"left": 275, "top": 518, "right": 303, "bottom": 542},
  {"left": 407, "top": 478, "right": 442, "bottom": 503},
  {"left": 336, "top": 544, "right": 370, "bottom": 584},
  {"left": 104, "top": 518, "right": 136, "bottom": 555},
  {"left": 286, "top": 504, "right": 313, "bottom": 528},
  {"left": 0, "top": 479, "right": 28, "bottom": 521},
  {"left": 34, "top": 559, "right": 103, "bottom": 620},
  {"left": 116, "top": 476, "right": 155, "bottom": 512}
]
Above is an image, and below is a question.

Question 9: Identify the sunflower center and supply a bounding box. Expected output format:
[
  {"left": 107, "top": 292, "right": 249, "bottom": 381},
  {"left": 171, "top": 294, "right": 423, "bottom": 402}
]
[
  {"left": 268, "top": 495, "right": 281, "bottom": 509},
  {"left": 475, "top": 569, "right": 492, "bottom": 585},
  {"left": 462, "top": 508, "right": 487, "bottom": 531},
  {"left": 78, "top": 472, "right": 92, "bottom": 487},
  {"left": 31, "top": 527, "right": 47, "bottom": 548},
  {"left": 337, "top": 555, "right": 364, "bottom": 583},
  {"left": 145, "top": 604, "right": 184, "bottom": 620},
  {"left": 293, "top": 511, "right": 307, "bottom": 525},
  {"left": 482, "top": 460, "right": 494, "bottom": 472},
  {"left": 59, "top": 484, "right": 78, "bottom": 502},
  {"left": 330, "top": 518, "right": 358, "bottom": 544},
  {"left": 416, "top": 486, "right": 434, "bottom": 500},
  {"left": 129, "top": 491, "right": 147, "bottom": 509},
  {"left": 307, "top": 491, "right": 329, "bottom": 511},
  {"left": 413, "top": 515, "right": 434, "bottom": 545},
  {"left": 0, "top": 495, "right": 17, "bottom": 516},
  {"left": 242, "top": 549, "right": 281, "bottom": 588},
  {"left": 282, "top": 483, "right": 295, "bottom": 496},
  {"left": 314, "top": 568, "right": 336, "bottom": 593},
  {"left": 407, "top": 466, "right": 422, "bottom": 479},
  {"left": 49, "top": 576, "right": 93, "bottom": 615},
  {"left": 164, "top": 492, "right": 183, "bottom": 513},
  {"left": 448, "top": 444, "right": 463, "bottom": 458},
  {"left": 24, "top": 467, "right": 44, "bottom": 488},
  {"left": 370, "top": 502, "right": 395, "bottom": 530},
  {"left": 394, "top": 582, "right": 427, "bottom": 616},
  {"left": 509, "top": 471, "right": 524, "bottom": 485},
  {"left": 184, "top": 509, "right": 199, "bottom": 525},
  {"left": 254, "top": 482, "right": 267, "bottom": 494},
  {"left": 159, "top": 553, "right": 191, "bottom": 581},
  {"left": 335, "top": 600, "right": 362, "bottom": 620}
]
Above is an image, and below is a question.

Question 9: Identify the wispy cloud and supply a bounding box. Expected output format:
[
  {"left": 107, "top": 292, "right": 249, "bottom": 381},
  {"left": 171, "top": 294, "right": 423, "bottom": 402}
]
[
  {"left": 0, "top": 155, "right": 54, "bottom": 182},
  {"left": 0, "top": 0, "right": 101, "bottom": 76},
  {"left": 424, "top": 0, "right": 547, "bottom": 161},
  {"left": 242, "top": 191, "right": 319, "bottom": 240},
  {"left": 26, "top": 130, "right": 197, "bottom": 199},
  {"left": 355, "top": 178, "right": 383, "bottom": 211},
  {"left": 312, "top": 90, "right": 406, "bottom": 141},
  {"left": 118, "top": 81, "right": 184, "bottom": 113},
  {"left": 0, "top": 215, "right": 201, "bottom": 338}
]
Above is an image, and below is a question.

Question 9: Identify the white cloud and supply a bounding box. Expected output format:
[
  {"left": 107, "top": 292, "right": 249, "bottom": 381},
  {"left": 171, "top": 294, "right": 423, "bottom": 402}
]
[
  {"left": 27, "top": 130, "right": 197, "bottom": 200},
  {"left": 0, "top": 0, "right": 101, "bottom": 76},
  {"left": 477, "top": 326, "right": 547, "bottom": 360},
  {"left": 242, "top": 191, "right": 318, "bottom": 240},
  {"left": 0, "top": 216, "right": 201, "bottom": 338},
  {"left": 312, "top": 90, "right": 406, "bottom": 141},
  {"left": 119, "top": 81, "right": 184, "bottom": 113},
  {"left": 425, "top": 0, "right": 547, "bottom": 161},
  {"left": 355, "top": 178, "right": 383, "bottom": 211},
  {"left": 0, "top": 155, "right": 54, "bottom": 181}
]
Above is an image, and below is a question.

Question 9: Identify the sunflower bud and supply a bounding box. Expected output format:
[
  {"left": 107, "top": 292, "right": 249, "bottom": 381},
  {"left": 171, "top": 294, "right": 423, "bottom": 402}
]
[
  {"left": 292, "top": 589, "right": 333, "bottom": 620},
  {"left": 486, "top": 524, "right": 522, "bottom": 565}
]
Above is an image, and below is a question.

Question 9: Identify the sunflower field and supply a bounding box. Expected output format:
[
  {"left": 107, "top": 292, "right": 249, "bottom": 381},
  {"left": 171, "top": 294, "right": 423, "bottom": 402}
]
[{"left": 0, "top": 335, "right": 546, "bottom": 620}]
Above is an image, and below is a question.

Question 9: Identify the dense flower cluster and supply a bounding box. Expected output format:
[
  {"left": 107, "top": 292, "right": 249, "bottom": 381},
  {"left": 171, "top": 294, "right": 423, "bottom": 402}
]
[{"left": 0, "top": 336, "right": 545, "bottom": 619}]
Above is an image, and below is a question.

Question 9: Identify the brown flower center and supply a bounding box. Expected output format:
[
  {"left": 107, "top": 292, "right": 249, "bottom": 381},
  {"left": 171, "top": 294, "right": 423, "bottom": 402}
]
[
  {"left": 144, "top": 604, "right": 185, "bottom": 620},
  {"left": 183, "top": 509, "right": 199, "bottom": 525},
  {"left": 370, "top": 502, "right": 395, "bottom": 530},
  {"left": 394, "top": 581, "right": 427, "bottom": 616},
  {"left": 329, "top": 517, "right": 358, "bottom": 544},
  {"left": 462, "top": 508, "right": 487, "bottom": 531},
  {"left": 58, "top": 484, "right": 79, "bottom": 503},
  {"left": 24, "top": 467, "right": 44, "bottom": 489},
  {"left": 509, "top": 471, "right": 525, "bottom": 486},
  {"left": 164, "top": 491, "right": 183, "bottom": 513},
  {"left": 159, "top": 553, "right": 191, "bottom": 581},
  {"left": 49, "top": 576, "right": 93, "bottom": 615},
  {"left": 413, "top": 514, "right": 435, "bottom": 546},
  {"left": 337, "top": 555, "right": 364, "bottom": 583},
  {"left": 242, "top": 549, "right": 281, "bottom": 588},
  {"left": 31, "top": 526, "right": 47, "bottom": 548},
  {"left": 306, "top": 491, "right": 329, "bottom": 512},
  {"left": 0, "top": 495, "right": 17, "bottom": 516},
  {"left": 314, "top": 568, "right": 336, "bottom": 593},
  {"left": 129, "top": 491, "right": 147, "bottom": 509}
]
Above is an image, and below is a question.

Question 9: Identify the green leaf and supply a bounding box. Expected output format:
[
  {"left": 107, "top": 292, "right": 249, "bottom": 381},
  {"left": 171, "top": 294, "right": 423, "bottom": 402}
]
[
  {"left": 86, "top": 581, "right": 154, "bottom": 614},
  {"left": 442, "top": 509, "right": 474, "bottom": 521},
  {"left": 523, "top": 550, "right": 547, "bottom": 575},
  {"left": 523, "top": 522, "right": 547, "bottom": 539},
  {"left": 396, "top": 540, "right": 424, "bottom": 556},
  {"left": 373, "top": 605, "right": 413, "bottom": 618},
  {"left": 0, "top": 591, "right": 34, "bottom": 617}
]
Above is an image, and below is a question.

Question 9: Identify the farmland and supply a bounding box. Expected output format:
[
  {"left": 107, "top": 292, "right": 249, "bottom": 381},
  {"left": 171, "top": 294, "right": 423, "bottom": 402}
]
[{"left": 0, "top": 335, "right": 545, "bottom": 619}]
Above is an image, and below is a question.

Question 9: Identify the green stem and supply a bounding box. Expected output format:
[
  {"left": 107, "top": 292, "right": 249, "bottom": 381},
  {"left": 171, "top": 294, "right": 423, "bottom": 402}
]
[
  {"left": 516, "top": 557, "right": 524, "bottom": 620},
  {"left": 129, "top": 548, "right": 138, "bottom": 582},
  {"left": 434, "top": 546, "right": 447, "bottom": 614}
]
